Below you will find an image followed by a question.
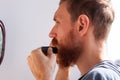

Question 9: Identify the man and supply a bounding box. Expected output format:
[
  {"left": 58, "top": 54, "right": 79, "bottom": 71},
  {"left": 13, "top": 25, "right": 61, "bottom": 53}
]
[{"left": 27, "top": 0, "right": 120, "bottom": 80}]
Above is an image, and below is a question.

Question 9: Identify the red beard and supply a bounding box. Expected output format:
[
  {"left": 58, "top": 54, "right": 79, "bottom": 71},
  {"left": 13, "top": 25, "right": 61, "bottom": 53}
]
[{"left": 51, "top": 33, "right": 84, "bottom": 67}]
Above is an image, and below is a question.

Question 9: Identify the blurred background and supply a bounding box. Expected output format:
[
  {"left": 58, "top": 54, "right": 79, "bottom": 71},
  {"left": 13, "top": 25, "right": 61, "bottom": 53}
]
[{"left": 0, "top": 0, "right": 120, "bottom": 80}]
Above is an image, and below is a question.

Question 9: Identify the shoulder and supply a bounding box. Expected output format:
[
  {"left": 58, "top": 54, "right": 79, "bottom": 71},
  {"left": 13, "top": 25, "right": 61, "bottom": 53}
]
[
  {"left": 81, "top": 60, "right": 120, "bottom": 80},
  {"left": 81, "top": 67, "right": 120, "bottom": 80},
  {"left": 89, "top": 67, "right": 119, "bottom": 79}
]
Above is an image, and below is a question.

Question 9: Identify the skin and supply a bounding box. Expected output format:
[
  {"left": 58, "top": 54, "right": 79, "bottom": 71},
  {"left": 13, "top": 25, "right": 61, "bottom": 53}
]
[
  {"left": 27, "top": 48, "right": 56, "bottom": 80},
  {"left": 27, "top": 2, "right": 106, "bottom": 80}
]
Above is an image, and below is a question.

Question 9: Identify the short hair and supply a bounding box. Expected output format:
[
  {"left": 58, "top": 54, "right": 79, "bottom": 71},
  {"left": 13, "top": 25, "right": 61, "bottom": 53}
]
[{"left": 60, "top": 0, "right": 114, "bottom": 40}]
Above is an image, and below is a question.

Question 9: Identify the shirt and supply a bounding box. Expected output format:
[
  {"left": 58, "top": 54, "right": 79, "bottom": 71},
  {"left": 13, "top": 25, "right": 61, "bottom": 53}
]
[{"left": 78, "top": 60, "right": 120, "bottom": 80}]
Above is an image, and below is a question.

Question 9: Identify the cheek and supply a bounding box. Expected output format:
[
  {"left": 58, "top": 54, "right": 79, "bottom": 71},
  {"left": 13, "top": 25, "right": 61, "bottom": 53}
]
[
  {"left": 66, "top": 30, "right": 80, "bottom": 47},
  {"left": 57, "top": 30, "right": 68, "bottom": 44},
  {"left": 59, "top": 32, "right": 72, "bottom": 47},
  {"left": 57, "top": 25, "right": 74, "bottom": 46}
]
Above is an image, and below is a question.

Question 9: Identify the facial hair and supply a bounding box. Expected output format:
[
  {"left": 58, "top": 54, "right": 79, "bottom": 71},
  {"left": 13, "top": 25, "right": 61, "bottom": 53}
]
[{"left": 51, "top": 30, "right": 84, "bottom": 68}]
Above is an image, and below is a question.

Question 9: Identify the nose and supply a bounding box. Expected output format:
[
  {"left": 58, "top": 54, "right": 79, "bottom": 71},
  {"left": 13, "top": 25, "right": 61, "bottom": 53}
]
[{"left": 49, "top": 26, "right": 57, "bottom": 38}]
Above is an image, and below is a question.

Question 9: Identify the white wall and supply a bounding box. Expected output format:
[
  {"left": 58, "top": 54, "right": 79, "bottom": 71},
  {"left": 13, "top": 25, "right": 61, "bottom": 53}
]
[
  {"left": 0, "top": 0, "right": 120, "bottom": 80},
  {"left": 107, "top": 0, "right": 120, "bottom": 61}
]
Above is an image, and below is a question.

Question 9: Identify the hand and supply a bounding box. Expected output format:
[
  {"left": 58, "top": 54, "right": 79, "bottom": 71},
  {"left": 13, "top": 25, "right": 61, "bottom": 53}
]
[
  {"left": 27, "top": 47, "right": 56, "bottom": 80},
  {"left": 55, "top": 56, "right": 71, "bottom": 80},
  {"left": 55, "top": 66, "right": 71, "bottom": 80}
]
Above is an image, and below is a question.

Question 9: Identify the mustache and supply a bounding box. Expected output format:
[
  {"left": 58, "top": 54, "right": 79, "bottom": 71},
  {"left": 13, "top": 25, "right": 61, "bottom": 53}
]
[{"left": 51, "top": 38, "right": 58, "bottom": 46}]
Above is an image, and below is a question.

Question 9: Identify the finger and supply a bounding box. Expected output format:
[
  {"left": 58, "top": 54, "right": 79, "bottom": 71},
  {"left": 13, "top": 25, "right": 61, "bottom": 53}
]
[
  {"left": 47, "top": 47, "right": 54, "bottom": 57},
  {"left": 27, "top": 56, "right": 37, "bottom": 76},
  {"left": 31, "top": 48, "right": 47, "bottom": 60},
  {"left": 27, "top": 56, "right": 33, "bottom": 71},
  {"left": 47, "top": 47, "right": 56, "bottom": 61},
  {"left": 27, "top": 55, "right": 42, "bottom": 79}
]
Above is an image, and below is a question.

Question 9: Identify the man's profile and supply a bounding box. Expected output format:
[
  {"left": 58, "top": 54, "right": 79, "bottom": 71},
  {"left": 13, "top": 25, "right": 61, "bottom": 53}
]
[{"left": 27, "top": 0, "right": 120, "bottom": 80}]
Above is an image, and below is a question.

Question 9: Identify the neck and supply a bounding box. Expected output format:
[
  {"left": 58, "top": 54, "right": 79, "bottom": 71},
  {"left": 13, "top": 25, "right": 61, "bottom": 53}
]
[{"left": 76, "top": 40, "right": 107, "bottom": 76}]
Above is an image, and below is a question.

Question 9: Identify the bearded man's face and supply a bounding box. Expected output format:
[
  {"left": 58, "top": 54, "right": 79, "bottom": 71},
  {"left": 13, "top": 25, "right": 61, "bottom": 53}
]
[
  {"left": 49, "top": 2, "right": 84, "bottom": 67},
  {"left": 51, "top": 30, "right": 84, "bottom": 67}
]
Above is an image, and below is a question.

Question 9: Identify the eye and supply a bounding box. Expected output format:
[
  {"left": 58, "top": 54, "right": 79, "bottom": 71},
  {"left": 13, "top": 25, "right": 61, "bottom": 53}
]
[{"left": 53, "top": 18, "right": 60, "bottom": 24}]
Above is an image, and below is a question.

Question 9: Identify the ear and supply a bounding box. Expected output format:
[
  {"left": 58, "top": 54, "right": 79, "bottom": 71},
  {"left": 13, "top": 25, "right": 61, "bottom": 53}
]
[{"left": 77, "top": 14, "right": 90, "bottom": 36}]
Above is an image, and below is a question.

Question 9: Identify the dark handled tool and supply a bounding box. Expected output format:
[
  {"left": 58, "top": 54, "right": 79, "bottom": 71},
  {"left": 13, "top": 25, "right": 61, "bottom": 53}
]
[{"left": 41, "top": 46, "right": 58, "bottom": 55}]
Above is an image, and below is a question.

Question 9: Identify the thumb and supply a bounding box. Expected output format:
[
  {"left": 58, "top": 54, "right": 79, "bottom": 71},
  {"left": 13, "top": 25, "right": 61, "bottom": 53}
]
[{"left": 47, "top": 47, "right": 56, "bottom": 59}]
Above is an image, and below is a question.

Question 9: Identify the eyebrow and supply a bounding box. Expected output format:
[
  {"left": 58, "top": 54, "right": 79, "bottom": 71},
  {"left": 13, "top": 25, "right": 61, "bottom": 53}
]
[{"left": 53, "top": 12, "right": 62, "bottom": 22}]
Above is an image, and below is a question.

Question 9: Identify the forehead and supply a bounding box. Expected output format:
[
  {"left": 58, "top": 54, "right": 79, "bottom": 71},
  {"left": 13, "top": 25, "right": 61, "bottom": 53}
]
[{"left": 54, "top": 2, "right": 70, "bottom": 20}]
